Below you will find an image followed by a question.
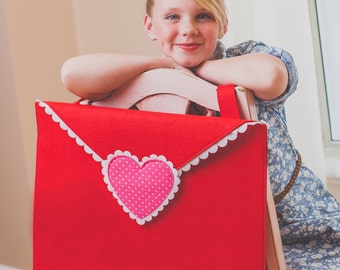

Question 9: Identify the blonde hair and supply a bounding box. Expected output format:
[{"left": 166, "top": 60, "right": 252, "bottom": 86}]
[{"left": 146, "top": 0, "right": 228, "bottom": 38}]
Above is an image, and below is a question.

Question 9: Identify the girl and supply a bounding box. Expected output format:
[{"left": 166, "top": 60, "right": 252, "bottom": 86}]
[{"left": 61, "top": 0, "right": 340, "bottom": 268}]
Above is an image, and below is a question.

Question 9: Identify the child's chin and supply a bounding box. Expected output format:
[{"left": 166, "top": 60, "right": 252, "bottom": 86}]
[{"left": 178, "top": 60, "right": 203, "bottom": 68}]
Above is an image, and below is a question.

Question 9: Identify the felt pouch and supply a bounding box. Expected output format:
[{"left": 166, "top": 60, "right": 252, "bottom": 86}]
[{"left": 34, "top": 85, "right": 267, "bottom": 270}]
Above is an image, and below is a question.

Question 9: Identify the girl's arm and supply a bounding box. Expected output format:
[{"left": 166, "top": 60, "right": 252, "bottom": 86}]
[
  {"left": 193, "top": 52, "right": 289, "bottom": 101},
  {"left": 61, "top": 53, "right": 179, "bottom": 100}
]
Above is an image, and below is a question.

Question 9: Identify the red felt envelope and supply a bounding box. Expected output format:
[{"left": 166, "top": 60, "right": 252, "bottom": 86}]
[{"left": 34, "top": 85, "right": 267, "bottom": 270}]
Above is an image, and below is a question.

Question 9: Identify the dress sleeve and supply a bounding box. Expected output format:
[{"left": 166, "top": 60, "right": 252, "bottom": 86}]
[{"left": 225, "top": 40, "right": 299, "bottom": 106}]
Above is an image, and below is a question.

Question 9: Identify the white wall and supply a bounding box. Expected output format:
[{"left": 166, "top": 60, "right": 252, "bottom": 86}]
[
  {"left": 1, "top": 0, "right": 78, "bottom": 269},
  {"left": 72, "top": 0, "right": 158, "bottom": 55},
  {"left": 0, "top": 1, "right": 32, "bottom": 268}
]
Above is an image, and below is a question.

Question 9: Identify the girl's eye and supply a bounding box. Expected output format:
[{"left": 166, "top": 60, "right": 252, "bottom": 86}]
[
  {"left": 165, "top": 14, "right": 180, "bottom": 21},
  {"left": 196, "top": 13, "right": 214, "bottom": 21}
]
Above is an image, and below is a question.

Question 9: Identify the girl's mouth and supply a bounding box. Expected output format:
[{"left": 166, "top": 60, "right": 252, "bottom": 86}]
[{"left": 177, "top": 43, "right": 201, "bottom": 51}]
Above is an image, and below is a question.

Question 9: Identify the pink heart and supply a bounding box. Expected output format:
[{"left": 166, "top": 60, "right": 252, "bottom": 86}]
[{"left": 104, "top": 153, "right": 179, "bottom": 224}]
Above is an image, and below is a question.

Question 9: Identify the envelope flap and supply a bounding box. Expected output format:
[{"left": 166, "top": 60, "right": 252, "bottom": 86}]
[{"left": 36, "top": 101, "right": 258, "bottom": 170}]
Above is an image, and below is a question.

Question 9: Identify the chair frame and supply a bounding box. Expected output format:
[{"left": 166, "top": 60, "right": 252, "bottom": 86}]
[{"left": 91, "top": 68, "right": 287, "bottom": 270}]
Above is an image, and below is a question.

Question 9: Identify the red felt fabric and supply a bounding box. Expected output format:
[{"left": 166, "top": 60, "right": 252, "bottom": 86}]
[
  {"left": 34, "top": 86, "right": 267, "bottom": 270},
  {"left": 217, "top": 85, "right": 240, "bottom": 119}
]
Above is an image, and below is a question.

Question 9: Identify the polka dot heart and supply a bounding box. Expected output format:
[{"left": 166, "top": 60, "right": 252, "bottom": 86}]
[{"left": 102, "top": 151, "right": 180, "bottom": 225}]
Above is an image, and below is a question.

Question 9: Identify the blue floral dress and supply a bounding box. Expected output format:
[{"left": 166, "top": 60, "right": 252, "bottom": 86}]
[{"left": 224, "top": 41, "right": 340, "bottom": 269}]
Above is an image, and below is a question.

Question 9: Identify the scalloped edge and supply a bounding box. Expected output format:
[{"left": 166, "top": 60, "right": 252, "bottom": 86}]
[
  {"left": 37, "top": 101, "right": 103, "bottom": 162},
  {"left": 37, "top": 100, "right": 265, "bottom": 225},
  {"left": 101, "top": 150, "right": 180, "bottom": 225},
  {"left": 178, "top": 121, "right": 266, "bottom": 175}
]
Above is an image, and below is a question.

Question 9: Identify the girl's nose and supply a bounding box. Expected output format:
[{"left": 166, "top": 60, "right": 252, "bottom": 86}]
[{"left": 180, "top": 19, "right": 199, "bottom": 36}]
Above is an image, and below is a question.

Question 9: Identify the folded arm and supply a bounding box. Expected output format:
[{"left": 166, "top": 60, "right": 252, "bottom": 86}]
[
  {"left": 193, "top": 52, "right": 289, "bottom": 101},
  {"left": 61, "top": 53, "right": 182, "bottom": 100}
]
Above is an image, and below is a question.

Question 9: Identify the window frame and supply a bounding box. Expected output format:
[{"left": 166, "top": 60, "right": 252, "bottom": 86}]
[{"left": 308, "top": 0, "right": 340, "bottom": 152}]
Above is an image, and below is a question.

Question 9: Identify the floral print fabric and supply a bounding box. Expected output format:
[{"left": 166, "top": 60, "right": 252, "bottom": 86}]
[{"left": 224, "top": 41, "right": 340, "bottom": 269}]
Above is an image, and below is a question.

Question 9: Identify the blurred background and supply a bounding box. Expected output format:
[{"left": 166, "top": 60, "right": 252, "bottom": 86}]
[{"left": 1, "top": 0, "right": 339, "bottom": 269}]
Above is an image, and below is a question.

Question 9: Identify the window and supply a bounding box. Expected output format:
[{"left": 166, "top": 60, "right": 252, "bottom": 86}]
[{"left": 310, "top": 0, "right": 340, "bottom": 148}]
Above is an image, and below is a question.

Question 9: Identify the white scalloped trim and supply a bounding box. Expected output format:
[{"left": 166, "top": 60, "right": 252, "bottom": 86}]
[
  {"left": 37, "top": 101, "right": 103, "bottom": 162},
  {"left": 37, "top": 100, "right": 265, "bottom": 225},
  {"left": 178, "top": 121, "right": 265, "bottom": 175},
  {"left": 102, "top": 150, "right": 180, "bottom": 225}
]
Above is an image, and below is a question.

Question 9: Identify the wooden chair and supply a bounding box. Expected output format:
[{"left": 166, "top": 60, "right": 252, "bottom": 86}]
[{"left": 90, "top": 68, "right": 287, "bottom": 270}]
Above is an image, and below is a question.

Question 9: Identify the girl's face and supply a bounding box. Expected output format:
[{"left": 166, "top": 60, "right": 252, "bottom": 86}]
[{"left": 144, "top": 0, "right": 223, "bottom": 67}]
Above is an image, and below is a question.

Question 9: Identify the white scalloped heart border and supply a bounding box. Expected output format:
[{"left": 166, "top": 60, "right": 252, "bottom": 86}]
[{"left": 102, "top": 150, "right": 180, "bottom": 225}]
